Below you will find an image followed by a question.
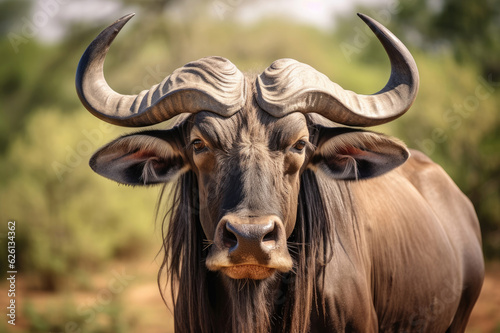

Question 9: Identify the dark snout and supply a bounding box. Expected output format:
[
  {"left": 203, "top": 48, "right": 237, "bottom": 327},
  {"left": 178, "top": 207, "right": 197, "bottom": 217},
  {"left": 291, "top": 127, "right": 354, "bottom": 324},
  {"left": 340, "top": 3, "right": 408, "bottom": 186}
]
[
  {"left": 222, "top": 218, "right": 278, "bottom": 260},
  {"left": 206, "top": 215, "right": 293, "bottom": 280}
]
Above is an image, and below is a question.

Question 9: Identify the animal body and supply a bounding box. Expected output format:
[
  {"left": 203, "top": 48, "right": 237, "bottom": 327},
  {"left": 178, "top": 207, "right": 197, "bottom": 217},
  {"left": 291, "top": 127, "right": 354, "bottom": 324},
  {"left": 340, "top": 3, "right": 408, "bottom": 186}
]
[{"left": 76, "top": 13, "right": 484, "bottom": 333}]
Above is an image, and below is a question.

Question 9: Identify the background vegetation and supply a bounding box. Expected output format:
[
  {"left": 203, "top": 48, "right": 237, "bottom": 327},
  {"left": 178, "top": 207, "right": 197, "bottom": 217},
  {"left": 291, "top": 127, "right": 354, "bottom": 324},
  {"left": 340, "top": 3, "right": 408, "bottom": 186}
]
[{"left": 0, "top": 0, "right": 498, "bottom": 332}]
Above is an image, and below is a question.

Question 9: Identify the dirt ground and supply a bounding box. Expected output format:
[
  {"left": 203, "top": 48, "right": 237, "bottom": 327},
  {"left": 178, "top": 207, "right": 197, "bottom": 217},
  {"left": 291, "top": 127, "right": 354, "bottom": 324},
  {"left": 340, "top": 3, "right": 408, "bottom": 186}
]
[
  {"left": 467, "top": 262, "right": 500, "bottom": 332},
  {"left": 2, "top": 259, "right": 499, "bottom": 333}
]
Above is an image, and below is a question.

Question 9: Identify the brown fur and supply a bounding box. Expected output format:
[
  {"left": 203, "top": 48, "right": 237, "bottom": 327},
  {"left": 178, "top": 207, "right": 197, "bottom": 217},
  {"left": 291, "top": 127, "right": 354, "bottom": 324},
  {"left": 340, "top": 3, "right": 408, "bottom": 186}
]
[
  {"left": 148, "top": 106, "right": 483, "bottom": 332},
  {"left": 88, "top": 103, "right": 483, "bottom": 332},
  {"left": 158, "top": 162, "right": 340, "bottom": 332}
]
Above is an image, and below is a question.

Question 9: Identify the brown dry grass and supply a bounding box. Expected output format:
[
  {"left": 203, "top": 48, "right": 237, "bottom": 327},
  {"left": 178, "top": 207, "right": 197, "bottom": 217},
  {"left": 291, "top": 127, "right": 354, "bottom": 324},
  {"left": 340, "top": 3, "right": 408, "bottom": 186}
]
[{"left": 467, "top": 262, "right": 500, "bottom": 333}]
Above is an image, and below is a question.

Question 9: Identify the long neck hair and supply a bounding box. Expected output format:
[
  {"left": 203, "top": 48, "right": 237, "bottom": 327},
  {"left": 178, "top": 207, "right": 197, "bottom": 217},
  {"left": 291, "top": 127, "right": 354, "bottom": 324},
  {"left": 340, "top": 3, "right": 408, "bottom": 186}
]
[{"left": 158, "top": 168, "right": 341, "bottom": 332}]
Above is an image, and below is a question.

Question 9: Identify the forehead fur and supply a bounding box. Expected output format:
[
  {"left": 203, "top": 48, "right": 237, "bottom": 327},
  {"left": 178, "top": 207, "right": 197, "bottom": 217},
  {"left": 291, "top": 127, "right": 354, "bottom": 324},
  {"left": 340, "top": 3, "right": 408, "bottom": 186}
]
[{"left": 190, "top": 105, "right": 309, "bottom": 151}]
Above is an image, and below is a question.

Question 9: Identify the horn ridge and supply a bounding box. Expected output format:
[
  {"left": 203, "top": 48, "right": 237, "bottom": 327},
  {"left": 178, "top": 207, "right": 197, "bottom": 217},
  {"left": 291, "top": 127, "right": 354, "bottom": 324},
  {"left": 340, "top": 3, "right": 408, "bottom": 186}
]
[
  {"left": 76, "top": 15, "right": 246, "bottom": 127},
  {"left": 255, "top": 14, "right": 419, "bottom": 127}
]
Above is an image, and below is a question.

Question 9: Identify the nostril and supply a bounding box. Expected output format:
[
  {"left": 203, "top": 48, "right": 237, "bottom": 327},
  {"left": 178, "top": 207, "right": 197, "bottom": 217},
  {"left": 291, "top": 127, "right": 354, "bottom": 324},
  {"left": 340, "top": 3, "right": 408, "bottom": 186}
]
[
  {"left": 223, "top": 224, "right": 238, "bottom": 249},
  {"left": 219, "top": 219, "right": 281, "bottom": 253},
  {"left": 262, "top": 224, "right": 278, "bottom": 247}
]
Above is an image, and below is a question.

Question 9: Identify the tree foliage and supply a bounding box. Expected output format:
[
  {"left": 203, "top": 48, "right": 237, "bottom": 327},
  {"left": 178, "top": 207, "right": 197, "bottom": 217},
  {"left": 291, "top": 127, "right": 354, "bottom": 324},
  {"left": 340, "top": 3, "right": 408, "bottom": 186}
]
[
  {"left": 394, "top": 0, "right": 500, "bottom": 79},
  {"left": 0, "top": 109, "right": 159, "bottom": 289}
]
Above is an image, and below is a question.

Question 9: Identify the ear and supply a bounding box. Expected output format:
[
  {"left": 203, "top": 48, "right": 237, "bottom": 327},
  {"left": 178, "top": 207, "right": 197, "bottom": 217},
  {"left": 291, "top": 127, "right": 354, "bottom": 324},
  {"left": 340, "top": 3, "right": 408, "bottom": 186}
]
[
  {"left": 89, "top": 130, "right": 188, "bottom": 185},
  {"left": 310, "top": 127, "right": 409, "bottom": 180}
]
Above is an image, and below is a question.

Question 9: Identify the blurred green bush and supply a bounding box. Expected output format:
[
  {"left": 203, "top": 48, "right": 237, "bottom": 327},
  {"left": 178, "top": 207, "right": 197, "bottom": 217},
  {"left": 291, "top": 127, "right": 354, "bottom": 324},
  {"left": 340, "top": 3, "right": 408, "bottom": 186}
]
[
  {"left": 0, "top": 109, "right": 158, "bottom": 290},
  {"left": 20, "top": 298, "right": 128, "bottom": 333}
]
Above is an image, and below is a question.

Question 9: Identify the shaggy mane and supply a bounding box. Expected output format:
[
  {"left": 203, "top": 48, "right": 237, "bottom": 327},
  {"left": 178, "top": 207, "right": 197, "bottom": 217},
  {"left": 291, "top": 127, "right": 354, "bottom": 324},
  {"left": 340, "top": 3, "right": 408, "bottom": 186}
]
[{"left": 156, "top": 166, "right": 353, "bottom": 333}]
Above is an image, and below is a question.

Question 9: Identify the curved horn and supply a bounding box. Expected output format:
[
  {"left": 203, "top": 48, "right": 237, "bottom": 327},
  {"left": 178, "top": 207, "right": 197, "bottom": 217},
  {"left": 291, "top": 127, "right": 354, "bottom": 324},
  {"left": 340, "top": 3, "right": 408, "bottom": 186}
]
[
  {"left": 256, "top": 13, "right": 419, "bottom": 127},
  {"left": 76, "top": 14, "right": 246, "bottom": 127}
]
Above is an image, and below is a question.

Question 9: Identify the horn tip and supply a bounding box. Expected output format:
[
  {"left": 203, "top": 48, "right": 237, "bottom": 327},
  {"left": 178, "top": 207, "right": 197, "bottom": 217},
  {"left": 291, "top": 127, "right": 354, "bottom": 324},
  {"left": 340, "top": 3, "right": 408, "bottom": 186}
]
[
  {"left": 356, "top": 13, "right": 376, "bottom": 28},
  {"left": 113, "top": 13, "right": 135, "bottom": 28},
  {"left": 119, "top": 13, "right": 136, "bottom": 22}
]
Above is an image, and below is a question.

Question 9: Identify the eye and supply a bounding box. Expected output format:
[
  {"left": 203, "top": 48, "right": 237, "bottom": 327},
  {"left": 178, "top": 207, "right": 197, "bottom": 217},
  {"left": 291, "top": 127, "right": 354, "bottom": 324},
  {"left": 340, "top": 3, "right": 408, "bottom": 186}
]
[
  {"left": 192, "top": 139, "right": 206, "bottom": 152},
  {"left": 292, "top": 140, "right": 307, "bottom": 151}
]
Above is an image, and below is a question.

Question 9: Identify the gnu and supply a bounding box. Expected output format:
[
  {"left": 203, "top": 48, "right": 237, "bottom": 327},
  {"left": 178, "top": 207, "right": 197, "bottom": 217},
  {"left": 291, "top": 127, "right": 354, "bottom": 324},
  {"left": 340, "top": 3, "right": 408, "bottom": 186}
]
[{"left": 76, "top": 13, "right": 484, "bottom": 333}]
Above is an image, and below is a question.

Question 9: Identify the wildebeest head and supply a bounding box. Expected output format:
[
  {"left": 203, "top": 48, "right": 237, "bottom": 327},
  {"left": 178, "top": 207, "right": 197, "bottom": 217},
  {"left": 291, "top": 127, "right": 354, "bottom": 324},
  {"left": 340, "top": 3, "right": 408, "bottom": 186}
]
[{"left": 76, "top": 14, "right": 418, "bottom": 281}]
